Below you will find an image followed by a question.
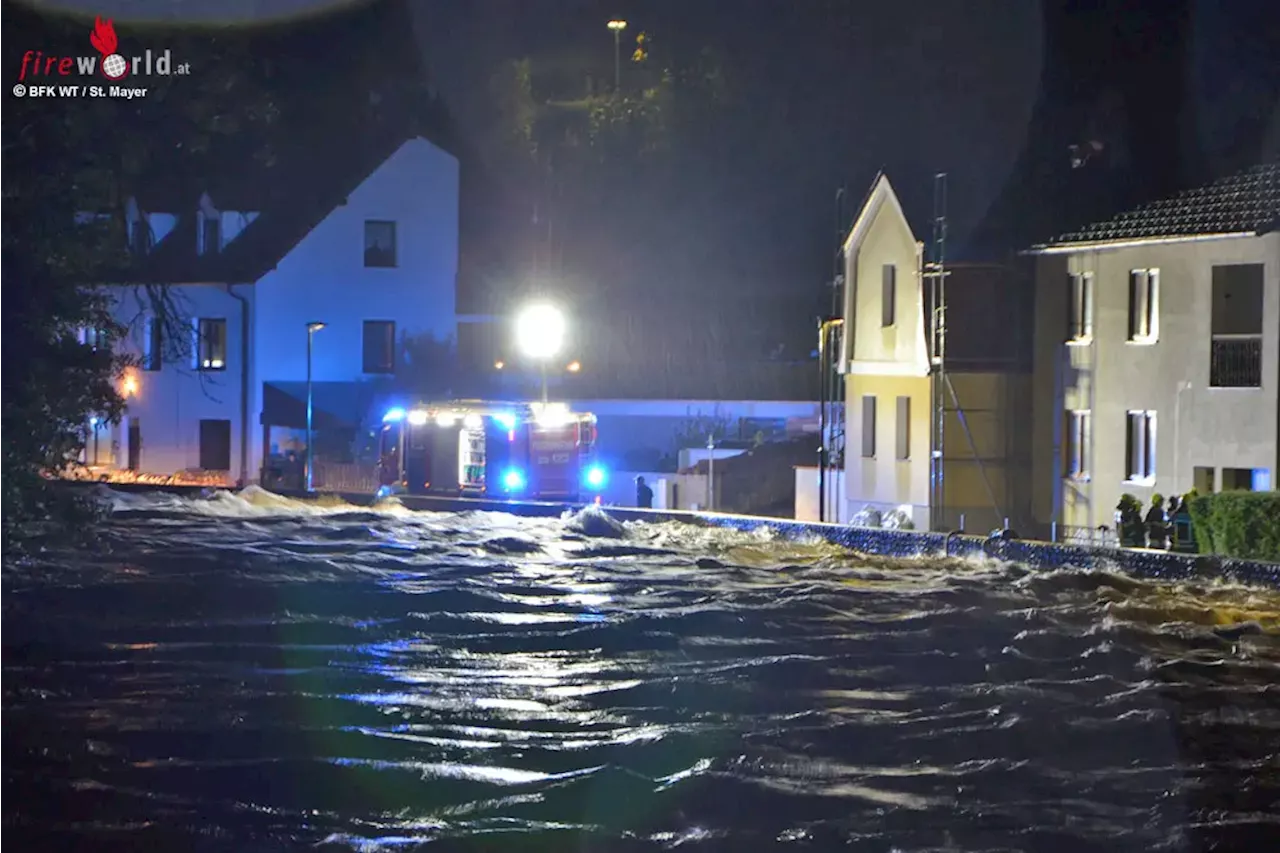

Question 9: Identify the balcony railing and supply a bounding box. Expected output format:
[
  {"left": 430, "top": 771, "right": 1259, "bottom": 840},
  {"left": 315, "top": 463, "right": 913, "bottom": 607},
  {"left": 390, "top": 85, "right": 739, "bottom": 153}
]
[{"left": 1210, "top": 334, "right": 1263, "bottom": 388}]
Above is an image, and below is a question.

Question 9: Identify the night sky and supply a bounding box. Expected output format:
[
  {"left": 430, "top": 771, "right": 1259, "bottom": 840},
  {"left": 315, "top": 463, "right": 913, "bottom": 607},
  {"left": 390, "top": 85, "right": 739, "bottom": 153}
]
[{"left": 17, "top": 0, "right": 1280, "bottom": 338}]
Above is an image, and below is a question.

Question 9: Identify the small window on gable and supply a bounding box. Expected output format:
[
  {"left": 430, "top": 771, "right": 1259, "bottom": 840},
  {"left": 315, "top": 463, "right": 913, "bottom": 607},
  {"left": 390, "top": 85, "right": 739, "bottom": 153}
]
[
  {"left": 199, "top": 214, "right": 221, "bottom": 255},
  {"left": 364, "top": 220, "right": 397, "bottom": 268},
  {"left": 881, "top": 264, "right": 897, "bottom": 327}
]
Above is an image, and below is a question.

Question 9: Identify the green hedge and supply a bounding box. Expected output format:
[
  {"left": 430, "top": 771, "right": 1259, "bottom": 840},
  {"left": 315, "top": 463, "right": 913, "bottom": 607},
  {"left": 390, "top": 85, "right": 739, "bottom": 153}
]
[{"left": 1186, "top": 491, "right": 1280, "bottom": 563}]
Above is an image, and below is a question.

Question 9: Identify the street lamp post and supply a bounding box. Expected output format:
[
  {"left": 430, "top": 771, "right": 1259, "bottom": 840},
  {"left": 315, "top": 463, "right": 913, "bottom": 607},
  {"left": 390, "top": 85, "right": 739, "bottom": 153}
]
[
  {"left": 305, "top": 321, "right": 326, "bottom": 491},
  {"left": 706, "top": 433, "right": 715, "bottom": 512},
  {"left": 607, "top": 19, "right": 627, "bottom": 93},
  {"left": 515, "top": 302, "right": 567, "bottom": 405}
]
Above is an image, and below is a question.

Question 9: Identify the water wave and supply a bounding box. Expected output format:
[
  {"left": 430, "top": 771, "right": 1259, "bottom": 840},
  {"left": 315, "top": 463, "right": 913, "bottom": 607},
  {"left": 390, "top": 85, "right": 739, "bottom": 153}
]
[{"left": 4, "top": 489, "right": 1279, "bottom": 851}]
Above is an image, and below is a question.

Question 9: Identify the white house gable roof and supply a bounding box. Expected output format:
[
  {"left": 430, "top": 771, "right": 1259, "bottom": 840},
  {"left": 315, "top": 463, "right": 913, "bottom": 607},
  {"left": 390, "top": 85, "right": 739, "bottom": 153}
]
[{"left": 842, "top": 172, "right": 915, "bottom": 255}]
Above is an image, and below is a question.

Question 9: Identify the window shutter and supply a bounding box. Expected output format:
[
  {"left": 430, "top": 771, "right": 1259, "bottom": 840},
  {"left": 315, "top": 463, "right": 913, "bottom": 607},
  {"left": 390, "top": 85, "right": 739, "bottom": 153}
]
[
  {"left": 1066, "top": 274, "right": 1078, "bottom": 340},
  {"left": 861, "top": 395, "right": 877, "bottom": 458}
]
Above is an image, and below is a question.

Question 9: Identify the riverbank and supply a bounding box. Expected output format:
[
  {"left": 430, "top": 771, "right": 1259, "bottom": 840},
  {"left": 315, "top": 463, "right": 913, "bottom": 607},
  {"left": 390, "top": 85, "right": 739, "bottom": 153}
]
[{"left": 73, "top": 482, "right": 1280, "bottom": 587}]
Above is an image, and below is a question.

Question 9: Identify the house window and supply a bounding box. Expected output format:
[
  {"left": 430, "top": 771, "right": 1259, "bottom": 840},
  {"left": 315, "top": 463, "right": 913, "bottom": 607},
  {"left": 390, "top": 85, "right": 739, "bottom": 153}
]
[
  {"left": 1210, "top": 264, "right": 1263, "bottom": 388},
  {"left": 1066, "top": 272, "right": 1093, "bottom": 343},
  {"left": 1127, "top": 269, "right": 1159, "bottom": 342},
  {"left": 881, "top": 264, "right": 896, "bottom": 327},
  {"left": 199, "top": 214, "right": 221, "bottom": 255},
  {"left": 80, "top": 326, "right": 106, "bottom": 349},
  {"left": 143, "top": 315, "right": 162, "bottom": 371},
  {"left": 860, "top": 395, "right": 877, "bottom": 458},
  {"left": 196, "top": 318, "right": 227, "bottom": 371},
  {"left": 895, "top": 395, "right": 910, "bottom": 460},
  {"left": 364, "top": 220, "right": 397, "bottom": 268},
  {"left": 198, "top": 419, "right": 232, "bottom": 471},
  {"left": 1124, "top": 410, "right": 1156, "bottom": 483},
  {"left": 363, "top": 320, "right": 396, "bottom": 374},
  {"left": 1065, "top": 409, "right": 1091, "bottom": 479}
]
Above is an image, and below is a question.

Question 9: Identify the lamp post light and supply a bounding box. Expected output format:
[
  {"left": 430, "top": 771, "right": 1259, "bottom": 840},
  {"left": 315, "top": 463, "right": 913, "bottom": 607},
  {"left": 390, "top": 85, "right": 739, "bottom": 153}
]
[
  {"left": 305, "top": 321, "right": 326, "bottom": 492},
  {"left": 514, "top": 302, "right": 567, "bottom": 404},
  {"left": 607, "top": 19, "right": 627, "bottom": 93}
]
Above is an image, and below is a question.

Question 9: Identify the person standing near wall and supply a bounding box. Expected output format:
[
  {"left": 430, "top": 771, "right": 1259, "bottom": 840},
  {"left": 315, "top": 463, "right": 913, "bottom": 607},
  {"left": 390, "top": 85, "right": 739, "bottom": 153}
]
[{"left": 635, "top": 475, "right": 654, "bottom": 509}]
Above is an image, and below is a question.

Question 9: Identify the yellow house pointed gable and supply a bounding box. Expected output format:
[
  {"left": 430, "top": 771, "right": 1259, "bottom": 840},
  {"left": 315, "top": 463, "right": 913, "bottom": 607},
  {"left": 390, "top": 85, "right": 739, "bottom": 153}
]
[{"left": 838, "top": 173, "right": 930, "bottom": 377}]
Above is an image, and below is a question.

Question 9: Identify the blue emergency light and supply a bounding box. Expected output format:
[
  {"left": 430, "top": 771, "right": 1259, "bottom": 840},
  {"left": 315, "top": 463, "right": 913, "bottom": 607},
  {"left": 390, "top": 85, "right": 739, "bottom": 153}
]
[
  {"left": 502, "top": 468, "right": 526, "bottom": 492},
  {"left": 492, "top": 412, "right": 518, "bottom": 430},
  {"left": 382, "top": 407, "right": 406, "bottom": 423},
  {"left": 585, "top": 465, "right": 607, "bottom": 489}
]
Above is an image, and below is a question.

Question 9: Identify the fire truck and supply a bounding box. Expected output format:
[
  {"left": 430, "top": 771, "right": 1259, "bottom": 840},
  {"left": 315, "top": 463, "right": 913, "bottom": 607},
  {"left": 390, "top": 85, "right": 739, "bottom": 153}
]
[{"left": 376, "top": 400, "right": 606, "bottom": 502}]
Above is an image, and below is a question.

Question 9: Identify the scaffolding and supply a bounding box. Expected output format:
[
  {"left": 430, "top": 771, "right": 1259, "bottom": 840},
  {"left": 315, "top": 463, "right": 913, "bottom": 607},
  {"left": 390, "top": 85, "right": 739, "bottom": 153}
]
[
  {"left": 925, "top": 172, "right": 1004, "bottom": 532},
  {"left": 818, "top": 186, "right": 848, "bottom": 523}
]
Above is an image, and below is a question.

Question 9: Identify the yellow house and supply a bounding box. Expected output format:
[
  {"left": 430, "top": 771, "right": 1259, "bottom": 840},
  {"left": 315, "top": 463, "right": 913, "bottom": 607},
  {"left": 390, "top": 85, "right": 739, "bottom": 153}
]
[{"left": 832, "top": 173, "right": 1033, "bottom": 532}]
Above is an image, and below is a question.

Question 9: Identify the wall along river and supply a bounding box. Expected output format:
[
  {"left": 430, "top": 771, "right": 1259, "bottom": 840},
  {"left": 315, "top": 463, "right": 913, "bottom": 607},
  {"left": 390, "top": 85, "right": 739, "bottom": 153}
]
[{"left": 4, "top": 488, "right": 1279, "bottom": 851}]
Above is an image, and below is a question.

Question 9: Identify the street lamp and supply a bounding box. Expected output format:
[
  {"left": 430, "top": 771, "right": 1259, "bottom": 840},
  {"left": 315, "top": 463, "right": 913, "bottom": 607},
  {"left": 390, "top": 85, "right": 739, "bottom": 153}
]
[
  {"left": 607, "top": 19, "right": 627, "bottom": 92},
  {"left": 305, "top": 321, "right": 326, "bottom": 492},
  {"left": 515, "top": 302, "right": 566, "bottom": 404}
]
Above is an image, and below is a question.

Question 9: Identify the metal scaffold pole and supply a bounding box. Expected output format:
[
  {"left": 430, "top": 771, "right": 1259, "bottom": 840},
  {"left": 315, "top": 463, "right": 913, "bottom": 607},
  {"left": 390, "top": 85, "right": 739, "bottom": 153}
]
[{"left": 930, "top": 172, "right": 948, "bottom": 531}]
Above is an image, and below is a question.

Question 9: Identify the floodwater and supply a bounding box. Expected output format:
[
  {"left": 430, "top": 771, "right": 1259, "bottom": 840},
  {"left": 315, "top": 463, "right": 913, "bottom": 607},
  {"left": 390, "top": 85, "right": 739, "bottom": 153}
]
[{"left": 4, "top": 488, "right": 1279, "bottom": 852}]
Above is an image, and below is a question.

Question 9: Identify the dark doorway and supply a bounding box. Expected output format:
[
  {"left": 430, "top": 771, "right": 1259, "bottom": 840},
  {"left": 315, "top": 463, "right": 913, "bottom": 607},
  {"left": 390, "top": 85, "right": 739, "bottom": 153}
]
[
  {"left": 199, "top": 419, "right": 232, "bottom": 471},
  {"left": 127, "top": 418, "right": 141, "bottom": 471}
]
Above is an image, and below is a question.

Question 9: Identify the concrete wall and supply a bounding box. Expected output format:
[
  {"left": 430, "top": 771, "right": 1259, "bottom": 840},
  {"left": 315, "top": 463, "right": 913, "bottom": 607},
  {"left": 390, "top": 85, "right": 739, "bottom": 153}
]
[
  {"left": 1031, "top": 233, "right": 1280, "bottom": 536},
  {"left": 598, "top": 470, "right": 709, "bottom": 511},
  {"left": 108, "top": 284, "right": 254, "bottom": 481},
  {"left": 570, "top": 399, "right": 819, "bottom": 470},
  {"left": 795, "top": 467, "right": 851, "bottom": 523}
]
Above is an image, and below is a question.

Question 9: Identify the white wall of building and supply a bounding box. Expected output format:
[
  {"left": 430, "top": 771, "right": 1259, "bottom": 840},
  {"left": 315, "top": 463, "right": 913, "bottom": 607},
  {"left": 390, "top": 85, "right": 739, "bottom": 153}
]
[
  {"left": 1031, "top": 232, "right": 1279, "bottom": 531},
  {"left": 109, "top": 284, "right": 253, "bottom": 481}
]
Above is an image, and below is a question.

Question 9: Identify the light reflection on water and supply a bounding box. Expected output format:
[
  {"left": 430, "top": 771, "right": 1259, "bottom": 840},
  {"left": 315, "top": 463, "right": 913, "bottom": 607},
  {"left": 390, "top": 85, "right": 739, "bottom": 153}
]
[{"left": 3, "top": 487, "right": 1280, "bottom": 852}]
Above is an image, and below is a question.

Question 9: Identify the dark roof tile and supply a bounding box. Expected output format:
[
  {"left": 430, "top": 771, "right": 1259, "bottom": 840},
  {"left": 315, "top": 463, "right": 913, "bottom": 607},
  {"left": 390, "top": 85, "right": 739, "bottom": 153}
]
[{"left": 1036, "top": 162, "right": 1280, "bottom": 248}]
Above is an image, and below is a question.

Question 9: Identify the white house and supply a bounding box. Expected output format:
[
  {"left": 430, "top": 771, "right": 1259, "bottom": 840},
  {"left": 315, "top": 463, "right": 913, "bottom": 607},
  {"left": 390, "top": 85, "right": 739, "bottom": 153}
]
[
  {"left": 94, "top": 131, "right": 459, "bottom": 485},
  {"left": 1026, "top": 162, "right": 1279, "bottom": 538}
]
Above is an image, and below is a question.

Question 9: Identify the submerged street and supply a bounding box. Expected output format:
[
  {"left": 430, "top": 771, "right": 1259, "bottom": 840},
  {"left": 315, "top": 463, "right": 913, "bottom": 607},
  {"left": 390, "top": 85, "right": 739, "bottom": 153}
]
[{"left": 4, "top": 489, "right": 1279, "bottom": 852}]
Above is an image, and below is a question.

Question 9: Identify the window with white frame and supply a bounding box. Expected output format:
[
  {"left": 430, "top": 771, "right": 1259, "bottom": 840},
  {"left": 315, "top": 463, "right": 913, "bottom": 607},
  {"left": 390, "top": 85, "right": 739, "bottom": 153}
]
[
  {"left": 1067, "top": 272, "right": 1093, "bottom": 343},
  {"left": 1127, "top": 268, "right": 1159, "bottom": 342},
  {"left": 1065, "top": 409, "right": 1091, "bottom": 479},
  {"left": 1124, "top": 410, "right": 1156, "bottom": 482}
]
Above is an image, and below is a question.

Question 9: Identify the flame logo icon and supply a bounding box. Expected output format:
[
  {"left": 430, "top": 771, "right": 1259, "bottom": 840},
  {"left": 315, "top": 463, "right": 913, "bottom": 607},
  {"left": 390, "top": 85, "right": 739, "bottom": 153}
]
[{"left": 90, "top": 17, "right": 128, "bottom": 80}]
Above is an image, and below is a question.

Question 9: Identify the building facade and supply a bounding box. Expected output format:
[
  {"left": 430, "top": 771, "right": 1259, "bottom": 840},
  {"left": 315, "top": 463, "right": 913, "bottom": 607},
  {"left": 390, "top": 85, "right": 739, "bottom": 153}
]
[
  {"left": 1027, "top": 163, "right": 1280, "bottom": 539},
  {"left": 800, "top": 174, "right": 1033, "bottom": 531},
  {"left": 96, "top": 135, "right": 460, "bottom": 485}
]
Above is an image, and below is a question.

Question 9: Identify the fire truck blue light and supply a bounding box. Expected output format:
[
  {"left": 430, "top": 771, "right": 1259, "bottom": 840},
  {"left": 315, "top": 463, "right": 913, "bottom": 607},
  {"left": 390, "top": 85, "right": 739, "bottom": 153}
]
[
  {"left": 502, "top": 468, "right": 526, "bottom": 491},
  {"left": 585, "top": 465, "right": 606, "bottom": 488},
  {"left": 382, "top": 407, "right": 406, "bottom": 423},
  {"left": 492, "top": 412, "right": 518, "bottom": 430}
]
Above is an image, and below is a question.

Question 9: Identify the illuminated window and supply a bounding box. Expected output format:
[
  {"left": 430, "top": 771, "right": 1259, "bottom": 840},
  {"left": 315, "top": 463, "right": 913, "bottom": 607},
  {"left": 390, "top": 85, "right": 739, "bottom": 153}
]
[
  {"left": 1124, "top": 410, "right": 1156, "bottom": 482},
  {"left": 1127, "top": 269, "right": 1159, "bottom": 342},
  {"left": 196, "top": 318, "right": 227, "bottom": 371}
]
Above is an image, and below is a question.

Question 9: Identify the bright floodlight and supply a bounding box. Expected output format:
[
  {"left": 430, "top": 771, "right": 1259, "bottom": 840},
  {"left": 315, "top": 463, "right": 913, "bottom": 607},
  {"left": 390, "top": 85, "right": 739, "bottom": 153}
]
[
  {"left": 607, "top": 19, "right": 627, "bottom": 31},
  {"left": 515, "top": 303, "right": 566, "bottom": 360}
]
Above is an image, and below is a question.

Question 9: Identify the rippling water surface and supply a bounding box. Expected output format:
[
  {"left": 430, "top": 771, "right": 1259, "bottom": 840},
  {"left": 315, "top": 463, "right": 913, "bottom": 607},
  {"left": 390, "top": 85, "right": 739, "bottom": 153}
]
[{"left": 4, "top": 488, "right": 1280, "bottom": 852}]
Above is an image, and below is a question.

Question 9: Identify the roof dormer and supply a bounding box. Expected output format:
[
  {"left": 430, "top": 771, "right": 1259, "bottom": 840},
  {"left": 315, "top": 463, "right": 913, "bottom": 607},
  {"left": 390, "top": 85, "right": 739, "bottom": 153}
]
[
  {"left": 125, "top": 197, "right": 176, "bottom": 255},
  {"left": 197, "top": 192, "right": 221, "bottom": 255}
]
